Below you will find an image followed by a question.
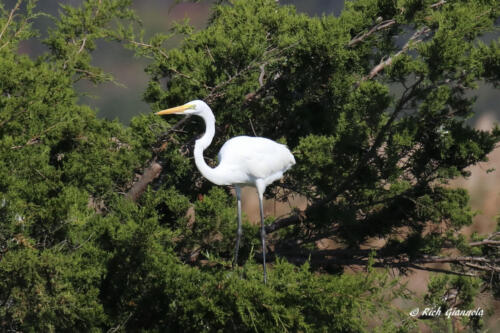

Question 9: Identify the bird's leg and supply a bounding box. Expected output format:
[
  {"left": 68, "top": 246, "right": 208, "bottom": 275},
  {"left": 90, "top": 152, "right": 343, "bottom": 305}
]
[
  {"left": 256, "top": 181, "right": 267, "bottom": 284},
  {"left": 233, "top": 186, "right": 242, "bottom": 268}
]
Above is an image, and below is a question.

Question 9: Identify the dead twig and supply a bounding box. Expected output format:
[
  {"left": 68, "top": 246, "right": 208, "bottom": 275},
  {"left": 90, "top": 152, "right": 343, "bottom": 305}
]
[
  {"left": 357, "top": 27, "right": 430, "bottom": 85},
  {"left": 0, "top": 1, "right": 21, "bottom": 42},
  {"left": 430, "top": 0, "right": 447, "bottom": 9},
  {"left": 348, "top": 19, "right": 396, "bottom": 48}
]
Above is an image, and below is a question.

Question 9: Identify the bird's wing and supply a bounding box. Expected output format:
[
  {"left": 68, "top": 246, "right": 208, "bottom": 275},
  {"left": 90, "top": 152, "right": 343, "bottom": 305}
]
[{"left": 218, "top": 136, "right": 295, "bottom": 182}]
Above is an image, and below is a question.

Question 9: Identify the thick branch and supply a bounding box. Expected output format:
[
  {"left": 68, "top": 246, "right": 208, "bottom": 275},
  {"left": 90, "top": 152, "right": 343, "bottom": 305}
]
[
  {"left": 469, "top": 232, "right": 500, "bottom": 247},
  {"left": 125, "top": 159, "right": 162, "bottom": 202},
  {"left": 469, "top": 240, "right": 500, "bottom": 247},
  {"left": 124, "top": 116, "right": 192, "bottom": 201},
  {"left": 430, "top": 0, "right": 447, "bottom": 9},
  {"left": 274, "top": 248, "right": 497, "bottom": 276}
]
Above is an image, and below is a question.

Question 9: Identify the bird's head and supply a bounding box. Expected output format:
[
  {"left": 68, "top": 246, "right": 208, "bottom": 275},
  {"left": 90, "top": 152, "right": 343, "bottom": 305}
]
[{"left": 156, "top": 100, "right": 210, "bottom": 116}]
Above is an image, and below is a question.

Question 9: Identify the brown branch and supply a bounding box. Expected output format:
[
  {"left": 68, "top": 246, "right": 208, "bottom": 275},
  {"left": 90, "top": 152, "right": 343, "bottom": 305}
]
[
  {"left": 430, "top": 0, "right": 447, "bottom": 9},
  {"left": 469, "top": 232, "right": 500, "bottom": 247},
  {"left": 74, "top": 68, "right": 108, "bottom": 80},
  {"left": 0, "top": 1, "right": 21, "bottom": 42},
  {"left": 414, "top": 255, "right": 500, "bottom": 265},
  {"left": 129, "top": 40, "right": 169, "bottom": 60},
  {"left": 265, "top": 75, "right": 423, "bottom": 235},
  {"left": 124, "top": 116, "right": 192, "bottom": 202},
  {"left": 462, "top": 262, "right": 500, "bottom": 273},
  {"left": 274, "top": 248, "right": 496, "bottom": 276},
  {"left": 348, "top": 19, "right": 396, "bottom": 47},
  {"left": 358, "top": 27, "right": 430, "bottom": 84},
  {"left": 209, "top": 42, "right": 298, "bottom": 103},
  {"left": 125, "top": 159, "right": 163, "bottom": 202},
  {"left": 408, "top": 263, "right": 477, "bottom": 277},
  {"left": 258, "top": 64, "right": 265, "bottom": 88},
  {"left": 348, "top": 1, "right": 446, "bottom": 49},
  {"left": 278, "top": 253, "right": 478, "bottom": 277},
  {"left": 469, "top": 240, "right": 500, "bottom": 247},
  {"left": 77, "top": 37, "right": 87, "bottom": 54},
  {"left": 11, "top": 122, "right": 64, "bottom": 150},
  {"left": 157, "top": 115, "right": 192, "bottom": 142}
]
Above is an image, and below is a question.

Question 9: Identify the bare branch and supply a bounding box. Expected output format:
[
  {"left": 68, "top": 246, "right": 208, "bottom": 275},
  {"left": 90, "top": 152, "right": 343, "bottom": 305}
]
[
  {"left": 126, "top": 159, "right": 162, "bottom": 202},
  {"left": 348, "top": 1, "right": 446, "bottom": 48},
  {"left": 274, "top": 248, "right": 497, "bottom": 277},
  {"left": 258, "top": 64, "right": 265, "bottom": 88},
  {"left": 208, "top": 42, "right": 298, "bottom": 103},
  {"left": 469, "top": 232, "right": 500, "bottom": 247},
  {"left": 124, "top": 116, "right": 192, "bottom": 202},
  {"left": 359, "top": 27, "right": 430, "bottom": 84},
  {"left": 11, "top": 121, "right": 65, "bottom": 150},
  {"left": 266, "top": 76, "right": 424, "bottom": 235},
  {"left": 348, "top": 19, "right": 396, "bottom": 47},
  {"left": 414, "top": 255, "right": 500, "bottom": 265},
  {"left": 130, "top": 40, "right": 169, "bottom": 59},
  {"left": 469, "top": 240, "right": 500, "bottom": 247},
  {"left": 77, "top": 37, "right": 87, "bottom": 54},
  {"left": 430, "top": 0, "right": 447, "bottom": 9},
  {"left": 0, "top": 1, "right": 21, "bottom": 42},
  {"left": 408, "top": 263, "right": 477, "bottom": 277}
]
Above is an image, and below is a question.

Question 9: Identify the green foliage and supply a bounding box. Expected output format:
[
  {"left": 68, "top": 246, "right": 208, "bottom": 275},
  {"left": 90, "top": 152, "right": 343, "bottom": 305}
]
[
  {"left": 0, "top": 0, "right": 499, "bottom": 331},
  {"left": 424, "top": 275, "right": 484, "bottom": 331}
]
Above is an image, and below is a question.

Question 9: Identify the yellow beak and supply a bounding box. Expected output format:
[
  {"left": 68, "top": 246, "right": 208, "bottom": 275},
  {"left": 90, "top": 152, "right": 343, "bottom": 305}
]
[{"left": 155, "top": 104, "right": 194, "bottom": 116}]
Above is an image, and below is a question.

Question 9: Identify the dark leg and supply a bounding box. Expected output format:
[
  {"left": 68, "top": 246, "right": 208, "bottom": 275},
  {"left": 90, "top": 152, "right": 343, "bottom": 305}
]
[
  {"left": 256, "top": 181, "right": 267, "bottom": 284},
  {"left": 233, "top": 186, "right": 242, "bottom": 268}
]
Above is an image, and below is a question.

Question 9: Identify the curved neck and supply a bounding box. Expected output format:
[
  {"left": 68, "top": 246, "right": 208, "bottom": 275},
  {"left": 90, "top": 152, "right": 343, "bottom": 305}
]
[{"left": 193, "top": 111, "right": 224, "bottom": 185}]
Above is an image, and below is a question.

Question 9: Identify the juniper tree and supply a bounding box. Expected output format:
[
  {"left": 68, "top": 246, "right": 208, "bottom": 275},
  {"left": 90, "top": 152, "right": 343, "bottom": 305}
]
[
  {"left": 0, "top": 0, "right": 499, "bottom": 332},
  {"left": 130, "top": 0, "right": 500, "bottom": 329}
]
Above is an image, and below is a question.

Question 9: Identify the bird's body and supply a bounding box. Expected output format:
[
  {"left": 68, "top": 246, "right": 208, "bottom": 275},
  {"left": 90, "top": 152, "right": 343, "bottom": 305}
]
[
  {"left": 157, "top": 100, "right": 295, "bottom": 283},
  {"left": 214, "top": 136, "right": 295, "bottom": 187}
]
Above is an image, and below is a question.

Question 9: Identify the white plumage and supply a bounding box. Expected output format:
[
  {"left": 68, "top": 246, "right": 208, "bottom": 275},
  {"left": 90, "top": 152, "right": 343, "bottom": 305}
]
[
  {"left": 217, "top": 136, "right": 295, "bottom": 186},
  {"left": 156, "top": 100, "right": 295, "bottom": 284}
]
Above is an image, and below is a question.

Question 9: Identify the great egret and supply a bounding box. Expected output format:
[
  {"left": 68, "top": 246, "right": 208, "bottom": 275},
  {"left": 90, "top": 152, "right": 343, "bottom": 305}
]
[{"left": 156, "top": 100, "right": 295, "bottom": 283}]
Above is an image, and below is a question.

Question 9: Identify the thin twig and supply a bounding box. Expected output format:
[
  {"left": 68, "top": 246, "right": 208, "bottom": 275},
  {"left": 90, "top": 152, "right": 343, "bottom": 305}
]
[
  {"left": 77, "top": 37, "right": 87, "bottom": 54},
  {"left": 249, "top": 117, "right": 257, "bottom": 136},
  {"left": 0, "top": 1, "right": 21, "bottom": 41},
  {"left": 129, "top": 40, "right": 169, "bottom": 60}
]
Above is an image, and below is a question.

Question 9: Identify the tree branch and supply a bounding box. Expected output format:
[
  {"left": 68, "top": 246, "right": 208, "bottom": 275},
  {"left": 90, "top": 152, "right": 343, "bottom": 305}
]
[
  {"left": 348, "top": 1, "right": 446, "bottom": 49},
  {"left": 469, "top": 240, "right": 500, "bottom": 247},
  {"left": 265, "top": 75, "right": 424, "bottom": 234},
  {"left": 358, "top": 26, "right": 430, "bottom": 84},
  {"left": 125, "top": 116, "right": 192, "bottom": 201},
  {"left": 348, "top": 19, "right": 396, "bottom": 48},
  {"left": 430, "top": 0, "right": 447, "bottom": 9},
  {"left": 0, "top": 1, "right": 21, "bottom": 42},
  {"left": 273, "top": 248, "right": 497, "bottom": 276},
  {"left": 125, "top": 159, "right": 162, "bottom": 202},
  {"left": 469, "top": 232, "right": 500, "bottom": 247}
]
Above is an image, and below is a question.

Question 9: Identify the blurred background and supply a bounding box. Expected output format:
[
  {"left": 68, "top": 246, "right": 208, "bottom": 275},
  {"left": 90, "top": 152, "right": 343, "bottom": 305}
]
[{"left": 12, "top": 0, "right": 498, "bottom": 125}]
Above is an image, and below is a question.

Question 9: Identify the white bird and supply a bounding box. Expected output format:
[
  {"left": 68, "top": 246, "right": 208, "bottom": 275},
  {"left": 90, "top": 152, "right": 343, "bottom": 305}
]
[{"left": 156, "top": 100, "right": 295, "bottom": 283}]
